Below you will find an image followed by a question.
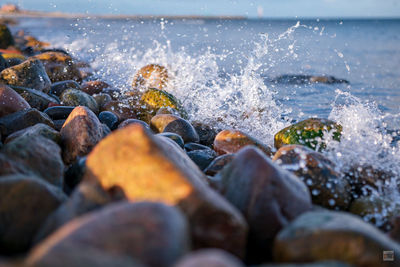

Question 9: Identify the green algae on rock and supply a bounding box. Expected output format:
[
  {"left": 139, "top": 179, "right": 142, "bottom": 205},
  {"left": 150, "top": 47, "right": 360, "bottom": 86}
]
[
  {"left": 274, "top": 118, "right": 342, "bottom": 151},
  {"left": 60, "top": 89, "right": 99, "bottom": 114}
]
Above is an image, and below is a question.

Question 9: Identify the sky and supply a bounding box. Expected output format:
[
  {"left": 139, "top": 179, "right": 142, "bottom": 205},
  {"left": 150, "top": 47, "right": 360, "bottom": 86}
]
[{"left": 7, "top": 0, "right": 400, "bottom": 18}]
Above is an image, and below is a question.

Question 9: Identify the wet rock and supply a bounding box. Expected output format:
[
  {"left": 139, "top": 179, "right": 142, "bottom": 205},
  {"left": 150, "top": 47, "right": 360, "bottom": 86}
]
[
  {"left": 98, "top": 111, "right": 118, "bottom": 130},
  {"left": 274, "top": 118, "right": 342, "bottom": 151},
  {"left": 163, "top": 119, "right": 199, "bottom": 143},
  {"left": 0, "top": 84, "right": 30, "bottom": 117},
  {"left": 27, "top": 202, "right": 190, "bottom": 267},
  {"left": 93, "top": 93, "right": 112, "bottom": 111},
  {"left": 273, "top": 145, "right": 351, "bottom": 210},
  {"left": 1, "top": 135, "right": 64, "bottom": 187},
  {"left": 175, "top": 249, "right": 245, "bottom": 267},
  {"left": 150, "top": 113, "right": 180, "bottom": 132},
  {"left": 60, "top": 106, "right": 105, "bottom": 165},
  {"left": 4, "top": 123, "right": 60, "bottom": 144},
  {"left": 119, "top": 118, "right": 150, "bottom": 129},
  {"left": 33, "top": 52, "right": 82, "bottom": 83},
  {"left": 34, "top": 182, "right": 115, "bottom": 243},
  {"left": 156, "top": 106, "right": 181, "bottom": 116},
  {"left": 204, "top": 154, "right": 235, "bottom": 176},
  {"left": 192, "top": 121, "right": 218, "bottom": 147},
  {"left": 187, "top": 149, "right": 217, "bottom": 170},
  {"left": 0, "top": 23, "right": 14, "bottom": 49},
  {"left": 273, "top": 210, "right": 400, "bottom": 267},
  {"left": 0, "top": 58, "right": 51, "bottom": 93},
  {"left": 215, "top": 146, "right": 312, "bottom": 262},
  {"left": 103, "top": 100, "right": 136, "bottom": 121},
  {"left": 214, "top": 129, "right": 272, "bottom": 156},
  {"left": 389, "top": 216, "right": 400, "bottom": 243},
  {"left": 272, "top": 74, "right": 349, "bottom": 85},
  {"left": 64, "top": 157, "right": 86, "bottom": 193},
  {"left": 50, "top": 80, "right": 81, "bottom": 96},
  {"left": 81, "top": 80, "right": 110, "bottom": 95},
  {"left": 132, "top": 64, "right": 169, "bottom": 90},
  {"left": 10, "top": 85, "right": 59, "bottom": 110},
  {"left": 184, "top": 142, "right": 211, "bottom": 152},
  {"left": 156, "top": 132, "right": 185, "bottom": 148},
  {"left": 82, "top": 124, "right": 248, "bottom": 258},
  {"left": 138, "top": 88, "right": 187, "bottom": 121},
  {"left": 4, "top": 57, "right": 23, "bottom": 67},
  {"left": 0, "top": 108, "right": 54, "bottom": 138},
  {"left": 43, "top": 106, "right": 74, "bottom": 120},
  {"left": 349, "top": 196, "right": 399, "bottom": 231},
  {"left": 0, "top": 54, "right": 7, "bottom": 71},
  {"left": 60, "top": 89, "right": 99, "bottom": 114},
  {"left": 0, "top": 174, "right": 66, "bottom": 254}
]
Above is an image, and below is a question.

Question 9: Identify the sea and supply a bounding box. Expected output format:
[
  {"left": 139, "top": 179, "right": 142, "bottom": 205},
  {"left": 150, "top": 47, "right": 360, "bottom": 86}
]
[{"left": 8, "top": 17, "right": 400, "bottom": 222}]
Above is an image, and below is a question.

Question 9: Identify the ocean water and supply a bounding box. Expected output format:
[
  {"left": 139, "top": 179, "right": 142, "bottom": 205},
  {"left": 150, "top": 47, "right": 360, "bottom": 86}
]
[{"left": 9, "top": 17, "right": 400, "bottom": 221}]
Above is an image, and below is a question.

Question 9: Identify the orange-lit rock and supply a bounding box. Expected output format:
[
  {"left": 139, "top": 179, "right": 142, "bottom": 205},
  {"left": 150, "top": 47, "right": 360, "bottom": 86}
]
[
  {"left": 60, "top": 106, "right": 105, "bottom": 165},
  {"left": 0, "top": 84, "right": 30, "bottom": 117},
  {"left": 132, "top": 64, "right": 169, "bottom": 90},
  {"left": 83, "top": 124, "right": 248, "bottom": 258},
  {"left": 213, "top": 129, "right": 272, "bottom": 156},
  {"left": 27, "top": 202, "right": 189, "bottom": 267},
  {"left": 81, "top": 80, "right": 110, "bottom": 96}
]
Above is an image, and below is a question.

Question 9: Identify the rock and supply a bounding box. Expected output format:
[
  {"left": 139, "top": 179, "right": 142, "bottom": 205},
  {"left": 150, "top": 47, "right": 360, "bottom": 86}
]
[
  {"left": 64, "top": 157, "right": 86, "bottom": 193},
  {"left": 1, "top": 135, "right": 64, "bottom": 187},
  {"left": 184, "top": 142, "right": 211, "bottom": 152},
  {"left": 81, "top": 80, "right": 110, "bottom": 95},
  {"left": 50, "top": 80, "right": 81, "bottom": 96},
  {"left": 0, "top": 54, "right": 7, "bottom": 71},
  {"left": 204, "top": 154, "right": 235, "bottom": 176},
  {"left": 0, "top": 84, "right": 30, "bottom": 117},
  {"left": 192, "top": 121, "right": 218, "bottom": 147},
  {"left": 27, "top": 202, "right": 190, "bottom": 267},
  {"left": 0, "top": 174, "right": 66, "bottom": 254},
  {"left": 60, "top": 89, "right": 99, "bottom": 114},
  {"left": 103, "top": 100, "right": 136, "bottom": 121},
  {"left": 138, "top": 88, "right": 187, "bottom": 121},
  {"left": 132, "top": 64, "right": 169, "bottom": 90},
  {"left": 161, "top": 117, "right": 199, "bottom": 143},
  {"left": 0, "top": 108, "right": 54, "bottom": 138},
  {"left": 273, "top": 145, "right": 351, "bottom": 210},
  {"left": 187, "top": 149, "right": 217, "bottom": 170},
  {"left": 389, "top": 216, "right": 400, "bottom": 243},
  {"left": 33, "top": 52, "right": 82, "bottom": 83},
  {"left": 4, "top": 123, "right": 60, "bottom": 144},
  {"left": 5, "top": 57, "right": 23, "bottom": 67},
  {"left": 156, "top": 106, "right": 181, "bottom": 116},
  {"left": 60, "top": 106, "right": 105, "bottom": 165},
  {"left": 53, "top": 119, "right": 65, "bottom": 131},
  {"left": 43, "top": 106, "right": 74, "bottom": 120},
  {"left": 255, "top": 261, "right": 354, "bottom": 267},
  {"left": 9, "top": 85, "right": 59, "bottom": 110},
  {"left": 34, "top": 182, "right": 116, "bottom": 243},
  {"left": 271, "top": 74, "right": 349, "bottom": 85},
  {"left": 82, "top": 124, "right": 248, "bottom": 258},
  {"left": 93, "top": 93, "right": 112, "bottom": 111},
  {"left": 150, "top": 113, "right": 180, "bottom": 132},
  {"left": 214, "top": 146, "right": 312, "bottom": 262},
  {"left": 156, "top": 132, "right": 185, "bottom": 149},
  {"left": 273, "top": 210, "right": 400, "bottom": 267},
  {"left": 118, "top": 118, "right": 150, "bottom": 129},
  {"left": 0, "top": 23, "right": 14, "bottom": 49},
  {"left": 214, "top": 129, "right": 272, "bottom": 156},
  {"left": 98, "top": 111, "right": 118, "bottom": 130},
  {"left": 349, "top": 196, "right": 399, "bottom": 231},
  {"left": 175, "top": 249, "right": 245, "bottom": 267},
  {"left": 0, "top": 58, "right": 51, "bottom": 93},
  {"left": 274, "top": 118, "right": 342, "bottom": 151}
]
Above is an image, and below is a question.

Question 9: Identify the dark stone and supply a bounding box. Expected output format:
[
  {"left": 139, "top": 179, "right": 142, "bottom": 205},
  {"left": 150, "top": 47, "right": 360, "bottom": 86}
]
[
  {"left": 50, "top": 80, "right": 81, "bottom": 96},
  {"left": 187, "top": 149, "right": 217, "bottom": 170},
  {"left": 44, "top": 106, "right": 75, "bottom": 120},
  {"left": 0, "top": 174, "right": 66, "bottom": 254},
  {"left": 157, "top": 132, "right": 185, "bottom": 149},
  {"left": 0, "top": 84, "right": 30, "bottom": 118},
  {"left": 81, "top": 80, "right": 110, "bottom": 95},
  {"left": 9, "top": 85, "right": 59, "bottom": 110},
  {"left": 163, "top": 118, "right": 199, "bottom": 143},
  {"left": 99, "top": 111, "right": 118, "bottom": 130},
  {"left": 0, "top": 54, "right": 7, "bottom": 71},
  {"left": 192, "top": 121, "right": 218, "bottom": 147},
  {"left": 64, "top": 157, "right": 87, "bottom": 194},
  {"left": 4, "top": 123, "right": 60, "bottom": 145},
  {"left": 184, "top": 142, "right": 211, "bottom": 152},
  {"left": 93, "top": 93, "right": 112, "bottom": 111},
  {"left": 215, "top": 146, "right": 312, "bottom": 263},
  {"left": 118, "top": 118, "right": 150, "bottom": 130},
  {"left": 175, "top": 249, "right": 245, "bottom": 267},
  {"left": 53, "top": 119, "right": 65, "bottom": 131},
  {"left": 28, "top": 202, "right": 190, "bottom": 267},
  {"left": 204, "top": 154, "right": 235, "bottom": 176},
  {"left": 60, "top": 89, "right": 99, "bottom": 114},
  {"left": 0, "top": 23, "right": 15, "bottom": 49},
  {"left": 0, "top": 108, "right": 54, "bottom": 138}
]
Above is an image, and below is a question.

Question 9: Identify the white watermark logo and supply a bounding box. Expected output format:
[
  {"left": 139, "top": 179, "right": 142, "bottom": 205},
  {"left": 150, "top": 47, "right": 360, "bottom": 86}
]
[{"left": 383, "top": 251, "right": 394, "bottom": 262}]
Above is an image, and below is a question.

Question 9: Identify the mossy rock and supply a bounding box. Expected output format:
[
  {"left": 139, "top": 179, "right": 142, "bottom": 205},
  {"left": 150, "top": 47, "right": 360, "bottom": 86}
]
[
  {"left": 0, "top": 24, "right": 15, "bottom": 49},
  {"left": 60, "top": 89, "right": 99, "bottom": 114},
  {"left": 138, "top": 88, "right": 187, "bottom": 121},
  {"left": 274, "top": 118, "right": 342, "bottom": 151}
]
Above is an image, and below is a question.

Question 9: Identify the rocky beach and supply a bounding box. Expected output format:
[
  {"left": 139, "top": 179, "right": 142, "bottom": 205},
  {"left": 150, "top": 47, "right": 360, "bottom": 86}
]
[{"left": 1, "top": 10, "right": 400, "bottom": 267}]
